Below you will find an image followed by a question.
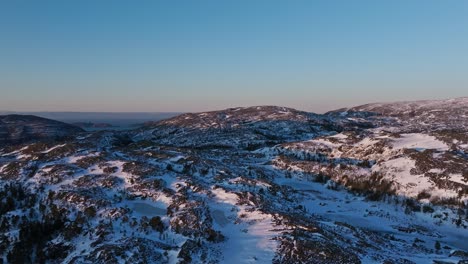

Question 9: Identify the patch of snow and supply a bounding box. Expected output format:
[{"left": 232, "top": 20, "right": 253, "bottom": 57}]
[
  {"left": 128, "top": 201, "right": 166, "bottom": 216},
  {"left": 450, "top": 174, "right": 467, "bottom": 185},
  {"left": 392, "top": 133, "right": 449, "bottom": 151},
  {"left": 330, "top": 133, "right": 348, "bottom": 139},
  {"left": 169, "top": 155, "right": 184, "bottom": 162},
  {"left": 428, "top": 168, "right": 444, "bottom": 174},
  {"left": 42, "top": 144, "right": 66, "bottom": 153},
  {"left": 355, "top": 137, "right": 379, "bottom": 148}
]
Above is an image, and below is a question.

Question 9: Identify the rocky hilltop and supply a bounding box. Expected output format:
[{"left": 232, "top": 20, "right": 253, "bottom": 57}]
[
  {"left": 138, "top": 105, "right": 371, "bottom": 149},
  {"left": 329, "top": 97, "right": 468, "bottom": 131},
  {"left": 0, "top": 98, "right": 467, "bottom": 264},
  {"left": 0, "top": 115, "right": 84, "bottom": 145}
]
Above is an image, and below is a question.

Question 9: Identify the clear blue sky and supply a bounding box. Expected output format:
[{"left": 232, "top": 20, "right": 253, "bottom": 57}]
[{"left": 1, "top": 0, "right": 467, "bottom": 112}]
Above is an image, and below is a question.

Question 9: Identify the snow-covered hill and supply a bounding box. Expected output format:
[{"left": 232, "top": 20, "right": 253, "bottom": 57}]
[
  {"left": 0, "top": 98, "right": 467, "bottom": 264},
  {"left": 328, "top": 97, "right": 468, "bottom": 132}
]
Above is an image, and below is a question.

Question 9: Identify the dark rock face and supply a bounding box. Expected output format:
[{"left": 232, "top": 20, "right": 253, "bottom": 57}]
[{"left": 0, "top": 115, "right": 84, "bottom": 145}]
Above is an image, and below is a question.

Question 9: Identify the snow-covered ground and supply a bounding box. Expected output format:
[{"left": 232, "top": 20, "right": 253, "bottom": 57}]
[
  {"left": 274, "top": 172, "right": 468, "bottom": 263},
  {"left": 211, "top": 187, "right": 281, "bottom": 264}
]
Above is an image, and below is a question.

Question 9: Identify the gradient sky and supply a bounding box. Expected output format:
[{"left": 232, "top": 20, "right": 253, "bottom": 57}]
[{"left": 1, "top": 0, "right": 467, "bottom": 113}]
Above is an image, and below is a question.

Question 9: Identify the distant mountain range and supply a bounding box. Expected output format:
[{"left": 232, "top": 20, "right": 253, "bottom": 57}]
[{"left": 0, "top": 97, "right": 467, "bottom": 264}]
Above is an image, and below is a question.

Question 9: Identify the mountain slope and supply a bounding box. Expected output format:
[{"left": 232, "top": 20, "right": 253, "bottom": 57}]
[{"left": 0, "top": 115, "right": 84, "bottom": 145}]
